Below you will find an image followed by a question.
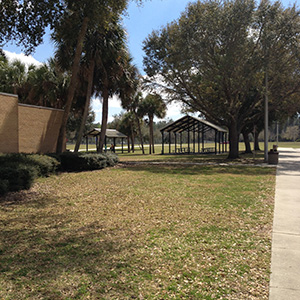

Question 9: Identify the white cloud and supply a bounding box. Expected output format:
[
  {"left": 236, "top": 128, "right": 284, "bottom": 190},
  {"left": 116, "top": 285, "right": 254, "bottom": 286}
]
[
  {"left": 92, "top": 95, "right": 125, "bottom": 123},
  {"left": 165, "top": 101, "right": 183, "bottom": 121},
  {"left": 92, "top": 94, "right": 184, "bottom": 124},
  {"left": 3, "top": 50, "right": 43, "bottom": 68}
]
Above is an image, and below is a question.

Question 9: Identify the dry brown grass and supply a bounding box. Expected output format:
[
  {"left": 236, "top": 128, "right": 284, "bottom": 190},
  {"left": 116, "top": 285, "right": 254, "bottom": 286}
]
[{"left": 0, "top": 163, "right": 275, "bottom": 299}]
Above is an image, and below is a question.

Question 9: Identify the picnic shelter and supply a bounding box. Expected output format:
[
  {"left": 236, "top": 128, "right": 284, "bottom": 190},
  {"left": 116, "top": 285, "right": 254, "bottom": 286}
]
[
  {"left": 84, "top": 128, "right": 128, "bottom": 153},
  {"left": 160, "top": 115, "right": 228, "bottom": 155}
]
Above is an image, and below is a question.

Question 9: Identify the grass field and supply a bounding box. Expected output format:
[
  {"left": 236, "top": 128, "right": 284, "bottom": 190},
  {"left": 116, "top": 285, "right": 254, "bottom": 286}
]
[
  {"left": 0, "top": 161, "right": 275, "bottom": 299},
  {"left": 67, "top": 141, "right": 300, "bottom": 154}
]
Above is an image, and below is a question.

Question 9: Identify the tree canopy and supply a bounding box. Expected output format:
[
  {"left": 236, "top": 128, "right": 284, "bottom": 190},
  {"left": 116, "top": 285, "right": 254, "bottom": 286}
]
[
  {"left": 0, "top": 0, "right": 63, "bottom": 53},
  {"left": 143, "top": 0, "right": 300, "bottom": 158}
]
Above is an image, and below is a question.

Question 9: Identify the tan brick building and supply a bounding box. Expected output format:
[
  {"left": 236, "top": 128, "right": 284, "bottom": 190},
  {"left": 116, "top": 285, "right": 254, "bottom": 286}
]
[{"left": 0, "top": 92, "right": 64, "bottom": 154}]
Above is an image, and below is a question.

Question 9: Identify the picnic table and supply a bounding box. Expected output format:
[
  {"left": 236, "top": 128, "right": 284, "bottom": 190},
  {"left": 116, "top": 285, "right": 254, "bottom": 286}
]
[
  {"left": 176, "top": 147, "right": 188, "bottom": 153},
  {"left": 202, "top": 147, "right": 215, "bottom": 153}
]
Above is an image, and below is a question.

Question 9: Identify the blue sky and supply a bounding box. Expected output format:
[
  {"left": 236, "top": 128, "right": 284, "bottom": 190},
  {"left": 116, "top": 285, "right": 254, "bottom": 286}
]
[
  {"left": 3, "top": 0, "right": 192, "bottom": 72},
  {"left": 2, "top": 0, "right": 297, "bottom": 123}
]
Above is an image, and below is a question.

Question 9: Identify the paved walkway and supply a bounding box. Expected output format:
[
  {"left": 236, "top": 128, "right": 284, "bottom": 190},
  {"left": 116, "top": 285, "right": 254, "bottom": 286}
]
[{"left": 269, "top": 148, "right": 300, "bottom": 299}]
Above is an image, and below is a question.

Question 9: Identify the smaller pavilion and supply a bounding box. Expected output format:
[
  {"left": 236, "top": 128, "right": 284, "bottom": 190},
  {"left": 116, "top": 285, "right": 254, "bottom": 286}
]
[
  {"left": 84, "top": 128, "right": 128, "bottom": 153},
  {"left": 160, "top": 115, "right": 228, "bottom": 155}
]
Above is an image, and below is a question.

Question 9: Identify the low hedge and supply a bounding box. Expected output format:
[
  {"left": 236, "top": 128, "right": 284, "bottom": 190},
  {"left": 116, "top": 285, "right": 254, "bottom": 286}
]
[
  {"left": 59, "top": 152, "right": 119, "bottom": 171},
  {"left": 0, "top": 153, "right": 59, "bottom": 177},
  {"left": 0, "top": 152, "right": 119, "bottom": 196}
]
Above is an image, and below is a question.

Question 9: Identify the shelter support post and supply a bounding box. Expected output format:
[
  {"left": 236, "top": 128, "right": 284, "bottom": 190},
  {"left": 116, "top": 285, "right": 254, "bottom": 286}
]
[
  {"left": 169, "top": 131, "right": 171, "bottom": 154},
  {"left": 193, "top": 122, "right": 195, "bottom": 154},
  {"left": 198, "top": 125, "right": 200, "bottom": 153},
  {"left": 215, "top": 131, "right": 217, "bottom": 154},
  {"left": 202, "top": 125, "right": 204, "bottom": 152},
  {"left": 86, "top": 136, "right": 88, "bottom": 152},
  {"left": 161, "top": 131, "right": 164, "bottom": 155},
  {"left": 222, "top": 133, "right": 224, "bottom": 153},
  {"left": 188, "top": 119, "right": 190, "bottom": 154},
  {"left": 180, "top": 132, "right": 182, "bottom": 149}
]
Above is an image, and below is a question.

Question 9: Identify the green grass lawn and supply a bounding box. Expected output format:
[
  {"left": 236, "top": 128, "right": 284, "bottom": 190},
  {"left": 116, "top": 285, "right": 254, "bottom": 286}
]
[
  {"left": 0, "top": 162, "right": 275, "bottom": 299},
  {"left": 67, "top": 141, "right": 300, "bottom": 155}
]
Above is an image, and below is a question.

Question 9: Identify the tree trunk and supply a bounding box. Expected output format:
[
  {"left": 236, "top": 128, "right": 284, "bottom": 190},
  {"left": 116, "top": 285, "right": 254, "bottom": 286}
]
[
  {"left": 74, "top": 59, "right": 95, "bottom": 153},
  {"left": 242, "top": 129, "right": 252, "bottom": 154},
  {"left": 56, "top": 16, "right": 89, "bottom": 153},
  {"left": 134, "top": 112, "right": 144, "bottom": 154},
  {"left": 228, "top": 121, "right": 239, "bottom": 159},
  {"left": 152, "top": 123, "right": 155, "bottom": 154},
  {"left": 149, "top": 115, "right": 154, "bottom": 154},
  {"left": 131, "top": 133, "right": 135, "bottom": 153},
  {"left": 254, "top": 131, "right": 260, "bottom": 151},
  {"left": 98, "top": 86, "right": 109, "bottom": 153},
  {"left": 127, "top": 137, "right": 130, "bottom": 153}
]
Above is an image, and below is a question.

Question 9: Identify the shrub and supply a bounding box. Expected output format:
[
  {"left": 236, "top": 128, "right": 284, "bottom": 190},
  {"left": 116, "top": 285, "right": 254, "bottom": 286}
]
[
  {"left": 26, "top": 154, "right": 60, "bottom": 176},
  {"left": 0, "top": 153, "right": 59, "bottom": 177},
  {"left": 59, "top": 152, "right": 118, "bottom": 171},
  {"left": 0, "top": 152, "right": 118, "bottom": 196},
  {"left": 106, "top": 153, "right": 119, "bottom": 167},
  {"left": 0, "top": 179, "right": 9, "bottom": 196},
  {"left": 0, "top": 153, "right": 59, "bottom": 196},
  {"left": 0, "top": 165, "right": 35, "bottom": 193}
]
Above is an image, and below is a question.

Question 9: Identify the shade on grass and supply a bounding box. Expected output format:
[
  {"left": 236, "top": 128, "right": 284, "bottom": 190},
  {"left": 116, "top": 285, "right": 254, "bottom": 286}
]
[{"left": 0, "top": 163, "right": 275, "bottom": 299}]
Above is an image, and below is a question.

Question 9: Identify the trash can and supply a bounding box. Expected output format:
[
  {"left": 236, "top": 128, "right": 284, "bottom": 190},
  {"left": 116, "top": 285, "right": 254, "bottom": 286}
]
[{"left": 268, "top": 150, "right": 279, "bottom": 165}]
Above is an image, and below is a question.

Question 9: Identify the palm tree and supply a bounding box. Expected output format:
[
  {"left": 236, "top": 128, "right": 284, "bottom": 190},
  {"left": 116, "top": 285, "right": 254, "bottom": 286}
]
[
  {"left": 117, "top": 112, "right": 137, "bottom": 152},
  {"left": 0, "top": 59, "right": 26, "bottom": 95},
  {"left": 138, "top": 93, "right": 166, "bottom": 154},
  {"left": 54, "top": 0, "right": 128, "bottom": 153},
  {"left": 22, "top": 59, "right": 69, "bottom": 109},
  {"left": 74, "top": 59, "right": 95, "bottom": 152},
  {"left": 119, "top": 64, "right": 146, "bottom": 154},
  {"left": 90, "top": 18, "right": 131, "bottom": 153}
]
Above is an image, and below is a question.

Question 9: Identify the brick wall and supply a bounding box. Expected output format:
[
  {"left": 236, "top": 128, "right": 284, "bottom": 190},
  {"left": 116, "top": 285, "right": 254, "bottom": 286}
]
[
  {"left": 0, "top": 92, "right": 64, "bottom": 154},
  {"left": 18, "top": 104, "right": 63, "bottom": 153},
  {"left": 0, "top": 93, "right": 19, "bottom": 153}
]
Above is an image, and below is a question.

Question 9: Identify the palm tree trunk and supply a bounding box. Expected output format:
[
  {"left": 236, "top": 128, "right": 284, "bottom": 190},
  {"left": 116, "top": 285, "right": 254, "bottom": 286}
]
[
  {"left": 134, "top": 112, "right": 144, "bottom": 154},
  {"left": 127, "top": 137, "right": 131, "bottom": 153},
  {"left": 130, "top": 122, "right": 135, "bottom": 153},
  {"left": 152, "top": 127, "right": 155, "bottom": 154},
  {"left": 56, "top": 16, "right": 89, "bottom": 153},
  {"left": 74, "top": 59, "right": 95, "bottom": 153},
  {"left": 131, "top": 133, "right": 135, "bottom": 153},
  {"left": 149, "top": 115, "right": 154, "bottom": 154},
  {"left": 98, "top": 86, "right": 109, "bottom": 153}
]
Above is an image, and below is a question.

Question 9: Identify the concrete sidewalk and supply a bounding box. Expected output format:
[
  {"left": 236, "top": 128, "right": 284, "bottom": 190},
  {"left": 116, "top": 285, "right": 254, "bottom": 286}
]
[{"left": 269, "top": 148, "right": 300, "bottom": 299}]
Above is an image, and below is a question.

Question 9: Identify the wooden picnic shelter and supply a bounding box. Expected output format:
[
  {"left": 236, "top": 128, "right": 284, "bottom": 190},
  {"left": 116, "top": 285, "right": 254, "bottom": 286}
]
[
  {"left": 160, "top": 115, "right": 228, "bottom": 155},
  {"left": 84, "top": 128, "right": 128, "bottom": 153}
]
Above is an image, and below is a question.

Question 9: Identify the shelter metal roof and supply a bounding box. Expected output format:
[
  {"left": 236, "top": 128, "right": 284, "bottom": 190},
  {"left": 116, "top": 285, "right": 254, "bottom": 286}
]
[
  {"left": 85, "top": 128, "right": 127, "bottom": 138},
  {"left": 160, "top": 115, "right": 228, "bottom": 134}
]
